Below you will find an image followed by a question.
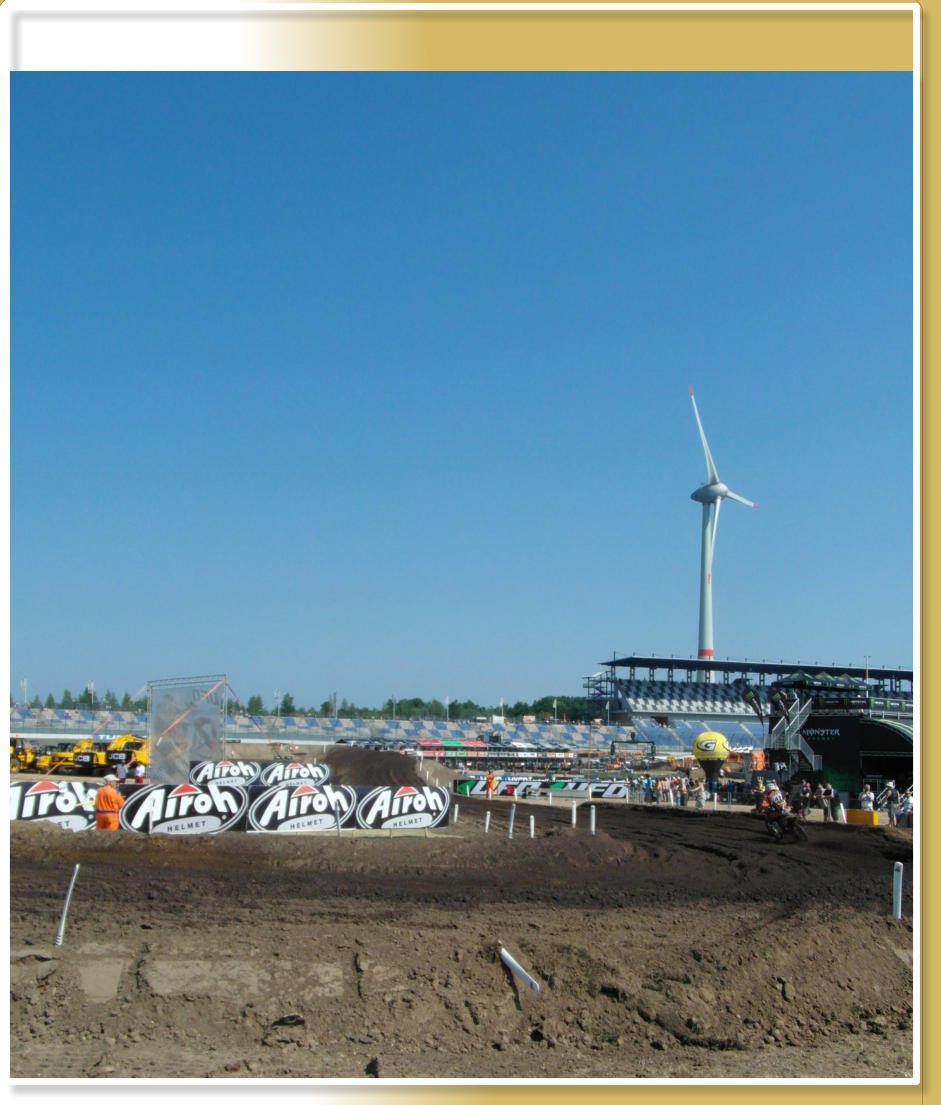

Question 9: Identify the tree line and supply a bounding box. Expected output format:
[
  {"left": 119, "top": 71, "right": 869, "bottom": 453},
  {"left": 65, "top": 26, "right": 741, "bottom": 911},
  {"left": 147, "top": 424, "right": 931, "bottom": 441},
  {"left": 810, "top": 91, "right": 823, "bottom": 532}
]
[{"left": 18, "top": 690, "right": 599, "bottom": 723}]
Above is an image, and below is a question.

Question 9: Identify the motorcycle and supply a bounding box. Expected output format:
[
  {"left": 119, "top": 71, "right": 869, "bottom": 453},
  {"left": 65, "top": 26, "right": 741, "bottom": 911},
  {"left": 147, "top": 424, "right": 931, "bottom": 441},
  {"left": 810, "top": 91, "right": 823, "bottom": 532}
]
[{"left": 763, "top": 807, "right": 807, "bottom": 843}]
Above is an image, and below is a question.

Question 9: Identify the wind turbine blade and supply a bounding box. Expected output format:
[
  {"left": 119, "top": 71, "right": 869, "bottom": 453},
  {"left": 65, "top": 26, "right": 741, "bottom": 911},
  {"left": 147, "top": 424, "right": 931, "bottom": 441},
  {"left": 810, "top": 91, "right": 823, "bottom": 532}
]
[
  {"left": 726, "top": 490, "right": 757, "bottom": 509},
  {"left": 689, "top": 387, "right": 720, "bottom": 484}
]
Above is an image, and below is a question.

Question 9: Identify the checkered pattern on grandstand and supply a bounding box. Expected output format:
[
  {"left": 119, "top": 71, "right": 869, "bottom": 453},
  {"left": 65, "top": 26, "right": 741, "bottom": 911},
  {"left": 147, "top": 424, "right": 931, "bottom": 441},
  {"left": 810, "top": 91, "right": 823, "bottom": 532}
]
[{"left": 612, "top": 679, "right": 760, "bottom": 717}]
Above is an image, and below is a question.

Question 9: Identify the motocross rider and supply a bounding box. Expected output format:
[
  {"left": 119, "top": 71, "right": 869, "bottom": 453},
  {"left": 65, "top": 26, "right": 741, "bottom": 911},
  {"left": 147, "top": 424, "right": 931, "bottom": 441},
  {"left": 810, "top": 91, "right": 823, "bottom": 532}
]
[{"left": 763, "top": 782, "right": 796, "bottom": 828}]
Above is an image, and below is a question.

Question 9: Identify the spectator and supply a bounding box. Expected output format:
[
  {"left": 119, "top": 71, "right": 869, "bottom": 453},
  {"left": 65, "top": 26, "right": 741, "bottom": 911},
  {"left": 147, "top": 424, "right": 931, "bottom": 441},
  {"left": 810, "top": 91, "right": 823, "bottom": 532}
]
[
  {"left": 898, "top": 790, "right": 914, "bottom": 829},
  {"left": 884, "top": 781, "right": 901, "bottom": 827},
  {"left": 859, "top": 783, "right": 875, "bottom": 812},
  {"left": 95, "top": 774, "right": 125, "bottom": 831},
  {"left": 821, "top": 781, "right": 834, "bottom": 823},
  {"left": 133, "top": 760, "right": 145, "bottom": 785},
  {"left": 115, "top": 761, "right": 128, "bottom": 785},
  {"left": 692, "top": 780, "right": 706, "bottom": 809},
  {"left": 484, "top": 770, "right": 496, "bottom": 800},
  {"left": 799, "top": 778, "right": 813, "bottom": 820}
]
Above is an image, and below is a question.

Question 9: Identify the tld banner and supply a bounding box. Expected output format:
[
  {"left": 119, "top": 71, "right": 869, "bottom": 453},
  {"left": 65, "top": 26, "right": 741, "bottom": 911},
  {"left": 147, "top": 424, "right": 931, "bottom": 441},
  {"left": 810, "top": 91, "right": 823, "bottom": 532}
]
[{"left": 149, "top": 674, "right": 226, "bottom": 786}]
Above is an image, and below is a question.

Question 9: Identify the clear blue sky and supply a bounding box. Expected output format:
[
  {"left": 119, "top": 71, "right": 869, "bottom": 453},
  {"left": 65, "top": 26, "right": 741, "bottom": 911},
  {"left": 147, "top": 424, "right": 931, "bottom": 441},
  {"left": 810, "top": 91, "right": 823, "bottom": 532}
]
[{"left": 10, "top": 71, "right": 914, "bottom": 711}]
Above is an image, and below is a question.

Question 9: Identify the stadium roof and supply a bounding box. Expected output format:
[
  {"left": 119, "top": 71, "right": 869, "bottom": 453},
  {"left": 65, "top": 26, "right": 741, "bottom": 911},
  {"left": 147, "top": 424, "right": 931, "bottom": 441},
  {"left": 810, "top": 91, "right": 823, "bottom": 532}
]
[{"left": 601, "top": 654, "right": 913, "bottom": 688}]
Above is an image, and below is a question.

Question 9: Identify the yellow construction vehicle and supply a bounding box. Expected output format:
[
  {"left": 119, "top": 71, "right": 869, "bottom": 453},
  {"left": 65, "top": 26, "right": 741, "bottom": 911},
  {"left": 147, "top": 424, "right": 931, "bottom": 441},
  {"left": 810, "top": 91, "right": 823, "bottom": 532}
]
[
  {"left": 10, "top": 737, "right": 35, "bottom": 772},
  {"left": 105, "top": 733, "right": 149, "bottom": 771},
  {"left": 72, "top": 739, "right": 112, "bottom": 775}
]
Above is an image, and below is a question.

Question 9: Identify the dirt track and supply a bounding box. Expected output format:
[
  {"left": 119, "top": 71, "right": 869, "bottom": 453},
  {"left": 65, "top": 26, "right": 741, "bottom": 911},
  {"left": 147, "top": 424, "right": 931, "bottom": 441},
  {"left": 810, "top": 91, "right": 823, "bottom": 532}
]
[{"left": 9, "top": 746, "right": 915, "bottom": 1080}]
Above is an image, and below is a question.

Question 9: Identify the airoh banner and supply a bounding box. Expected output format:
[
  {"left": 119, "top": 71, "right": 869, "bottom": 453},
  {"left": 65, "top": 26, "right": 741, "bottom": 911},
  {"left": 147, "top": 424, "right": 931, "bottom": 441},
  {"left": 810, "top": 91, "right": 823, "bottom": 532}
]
[
  {"left": 355, "top": 785, "right": 450, "bottom": 830},
  {"left": 259, "top": 761, "right": 330, "bottom": 787},
  {"left": 247, "top": 782, "right": 357, "bottom": 832},
  {"left": 120, "top": 782, "right": 249, "bottom": 835},
  {"left": 189, "top": 759, "right": 264, "bottom": 787},
  {"left": 10, "top": 780, "right": 97, "bottom": 831}
]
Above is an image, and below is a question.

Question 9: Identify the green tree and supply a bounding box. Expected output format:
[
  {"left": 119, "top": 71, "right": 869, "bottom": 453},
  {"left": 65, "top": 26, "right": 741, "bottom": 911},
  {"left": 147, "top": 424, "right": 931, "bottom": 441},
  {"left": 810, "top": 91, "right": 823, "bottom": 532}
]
[
  {"left": 246, "top": 695, "right": 264, "bottom": 716},
  {"left": 103, "top": 690, "right": 119, "bottom": 711},
  {"left": 60, "top": 690, "right": 74, "bottom": 708},
  {"left": 29, "top": 695, "right": 41, "bottom": 709},
  {"left": 120, "top": 692, "right": 134, "bottom": 710},
  {"left": 44, "top": 693, "right": 55, "bottom": 709},
  {"left": 279, "top": 692, "right": 296, "bottom": 716}
]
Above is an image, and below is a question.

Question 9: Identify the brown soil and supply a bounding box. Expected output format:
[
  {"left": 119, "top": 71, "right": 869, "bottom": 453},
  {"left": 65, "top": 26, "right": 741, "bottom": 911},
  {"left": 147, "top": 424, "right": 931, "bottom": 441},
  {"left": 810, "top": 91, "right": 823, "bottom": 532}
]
[{"left": 9, "top": 746, "right": 915, "bottom": 1081}]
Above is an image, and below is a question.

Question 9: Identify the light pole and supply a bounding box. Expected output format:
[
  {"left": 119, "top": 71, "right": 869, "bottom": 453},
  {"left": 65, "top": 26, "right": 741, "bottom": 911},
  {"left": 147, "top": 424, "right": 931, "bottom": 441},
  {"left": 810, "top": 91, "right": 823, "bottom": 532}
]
[
  {"left": 274, "top": 689, "right": 281, "bottom": 730},
  {"left": 20, "top": 677, "right": 27, "bottom": 708},
  {"left": 445, "top": 695, "right": 450, "bottom": 722},
  {"left": 392, "top": 695, "right": 396, "bottom": 721}
]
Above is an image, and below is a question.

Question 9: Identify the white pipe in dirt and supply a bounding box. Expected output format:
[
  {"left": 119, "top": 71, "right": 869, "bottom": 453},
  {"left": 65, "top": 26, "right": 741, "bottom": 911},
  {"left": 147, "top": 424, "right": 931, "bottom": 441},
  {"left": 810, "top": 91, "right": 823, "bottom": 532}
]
[
  {"left": 453, "top": 804, "right": 459, "bottom": 824},
  {"left": 499, "top": 944, "right": 540, "bottom": 994},
  {"left": 484, "top": 810, "right": 491, "bottom": 833},
  {"left": 55, "top": 864, "right": 81, "bottom": 947},
  {"left": 893, "top": 862, "right": 903, "bottom": 919},
  {"left": 508, "top": 803, "right": 517, "bottom": 839},
  {"left": 590, "top": 806, "right": 596, "bottom": 835},
  {"left": 548, "top": 792, "right": 552, "bottom": 806},
  {"left": 571, "top": 801, "right": 577, "bottom": 827},
  {"left": 839, "top": 803, "right": 847, "bottom": 823},
  {"left": 529, "top": 815, "right": 535, "bottom": 838}
]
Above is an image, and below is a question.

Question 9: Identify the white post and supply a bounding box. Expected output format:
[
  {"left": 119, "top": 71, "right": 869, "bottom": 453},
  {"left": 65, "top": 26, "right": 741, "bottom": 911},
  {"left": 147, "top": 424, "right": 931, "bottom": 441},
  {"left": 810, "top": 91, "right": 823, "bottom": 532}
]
[
  {"left": 453, "top": 804, "right": 459, "bottom": 825},
  {"left": 892, "top": 862, "right": 903, "bottom": 919},
  {"left": 712, "top": 793, "right": 717, "bottom": 812},
  {"left": 55, "top": 864, "right": 81, "bottom": 947},
  {"left": 485, "top": 810, "right": 491, "bottom": 833},
  {"left": 529, "top": 814, "right": 535, "bottom": 838},
  {"left": 508, "top": 803, "right": 517, "bottom": 839},
  {"left": 571, "top": 801, "right": 577, "bottom": 827},
  {"left": 499, "top": 945, "right": 540, "bottom": 993},
  {"left": 590, "top": 805, "right": 596, "bottom": 835},
  {"left": 548, "top": 791, "right": 553, "bottom": 806},
  {"left": 839, "top": 802, "right": 847, "bottom": 823}
]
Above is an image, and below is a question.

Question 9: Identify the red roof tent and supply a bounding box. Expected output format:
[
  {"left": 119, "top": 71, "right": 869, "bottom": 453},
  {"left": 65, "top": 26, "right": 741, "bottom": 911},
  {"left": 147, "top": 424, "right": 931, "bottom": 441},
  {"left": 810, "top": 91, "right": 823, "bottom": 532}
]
[{"left": 415, "top": 738, "right": 444, "bottom": 751}]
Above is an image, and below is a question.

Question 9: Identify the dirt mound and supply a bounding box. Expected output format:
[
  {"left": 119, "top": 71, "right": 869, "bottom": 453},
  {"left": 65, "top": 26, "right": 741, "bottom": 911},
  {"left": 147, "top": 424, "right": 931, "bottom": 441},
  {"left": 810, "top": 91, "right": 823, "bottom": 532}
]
[{"left": 9, "top": 747, "right": 914, "bottom": 1080}]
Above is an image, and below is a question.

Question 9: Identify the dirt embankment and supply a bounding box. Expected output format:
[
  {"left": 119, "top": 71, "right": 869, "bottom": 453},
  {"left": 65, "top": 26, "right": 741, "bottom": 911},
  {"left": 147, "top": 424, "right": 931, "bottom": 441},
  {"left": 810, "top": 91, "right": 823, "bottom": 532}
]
[{"left": 9, "top": 746, "right": 915, "bottom": 1080}]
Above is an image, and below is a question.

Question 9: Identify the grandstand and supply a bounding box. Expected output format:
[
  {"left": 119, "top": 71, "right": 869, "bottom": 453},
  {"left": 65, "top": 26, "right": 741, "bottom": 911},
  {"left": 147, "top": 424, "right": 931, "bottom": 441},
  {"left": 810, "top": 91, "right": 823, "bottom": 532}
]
[
  {"left": 10, "top": 653, "right": 913, "bottom": 791},
  {"left": 586, "top": 654, "right": 915, "bottom": 792}
]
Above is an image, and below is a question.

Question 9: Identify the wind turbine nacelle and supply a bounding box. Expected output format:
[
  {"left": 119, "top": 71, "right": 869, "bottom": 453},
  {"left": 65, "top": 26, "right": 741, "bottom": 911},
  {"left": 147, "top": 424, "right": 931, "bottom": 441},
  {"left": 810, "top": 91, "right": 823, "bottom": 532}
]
[{"left": 691, "top": 482, "right": 727, "bottom": 504}]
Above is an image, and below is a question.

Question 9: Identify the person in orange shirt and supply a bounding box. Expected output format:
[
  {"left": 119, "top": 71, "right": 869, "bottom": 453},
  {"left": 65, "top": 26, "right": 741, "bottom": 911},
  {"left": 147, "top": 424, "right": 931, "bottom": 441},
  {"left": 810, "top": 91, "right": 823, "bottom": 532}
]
[
  {"left": 484, "top": 770, "right": 496, "bottom": 800},
  {"left": 95, "top": 774, "right": 125, "bottom": 830}
]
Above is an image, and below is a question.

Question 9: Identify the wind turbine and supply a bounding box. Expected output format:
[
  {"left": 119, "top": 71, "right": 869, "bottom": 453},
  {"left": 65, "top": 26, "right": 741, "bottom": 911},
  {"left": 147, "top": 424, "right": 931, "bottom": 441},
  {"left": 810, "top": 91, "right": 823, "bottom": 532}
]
[{"left": 689, "top": 387, "right": 757, "bottom": 682}]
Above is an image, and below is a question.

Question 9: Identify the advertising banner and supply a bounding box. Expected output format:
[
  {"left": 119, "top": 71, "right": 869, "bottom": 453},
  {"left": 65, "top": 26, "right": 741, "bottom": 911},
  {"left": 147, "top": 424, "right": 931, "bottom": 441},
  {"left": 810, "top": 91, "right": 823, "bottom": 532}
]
[
  {"left": 149, "top": 675, "right": 226, "bottom": 786},
  {"left": 355, "top": 785, "right": 450, "bottom": 830},
  {"left": 9, "top": 779, "right": 97, "bottom": 831},
  {"left": 247, "top": 782, "right": 357, "bottom": 833},
  {"left": 120, "top": 782, "right": 249, "bottom": 834}
]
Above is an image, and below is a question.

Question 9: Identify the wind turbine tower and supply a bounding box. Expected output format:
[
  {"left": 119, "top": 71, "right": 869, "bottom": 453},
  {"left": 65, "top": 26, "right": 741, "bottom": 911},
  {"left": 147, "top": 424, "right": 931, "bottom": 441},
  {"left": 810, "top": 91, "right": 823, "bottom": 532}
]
[{"left": 689, "top": 387, "right": 757, "bottom": 682}]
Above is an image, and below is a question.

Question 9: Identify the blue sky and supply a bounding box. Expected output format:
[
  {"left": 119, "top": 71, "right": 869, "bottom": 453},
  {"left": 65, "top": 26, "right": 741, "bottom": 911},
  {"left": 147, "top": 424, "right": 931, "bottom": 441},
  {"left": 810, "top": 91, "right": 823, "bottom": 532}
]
[{"left": 10, "top": 72, "right": 914, "bottom": 711}]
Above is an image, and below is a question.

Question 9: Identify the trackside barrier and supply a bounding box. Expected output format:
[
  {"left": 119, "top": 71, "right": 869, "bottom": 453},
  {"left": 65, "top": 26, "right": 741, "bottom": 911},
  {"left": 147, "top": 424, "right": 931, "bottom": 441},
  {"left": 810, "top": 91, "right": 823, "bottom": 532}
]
[
  {"left": 55, "top": 864, "right": 81, "bottom": 947},
  {"left": 893, "top": 862, "right": 903, "bottom": 919},
  {"left": 499, "top": 944, "right": 540, "bottom": 994}
]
